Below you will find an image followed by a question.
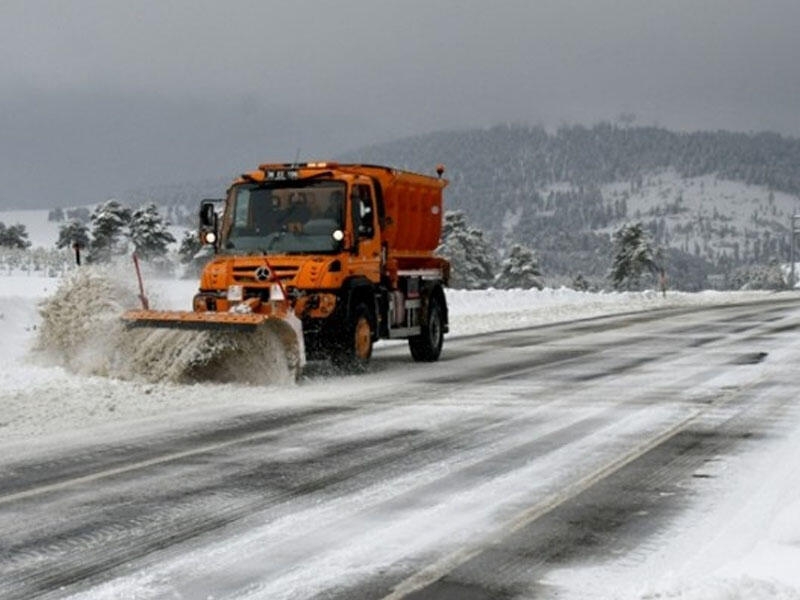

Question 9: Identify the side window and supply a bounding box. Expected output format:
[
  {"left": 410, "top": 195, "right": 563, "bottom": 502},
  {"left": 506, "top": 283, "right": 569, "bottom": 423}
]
[
  {"left": 234, "top": 188, "right": 251, "bottom": 227},
  {"left": 353, "top": 184, "right": 375, "bottom": 238}
]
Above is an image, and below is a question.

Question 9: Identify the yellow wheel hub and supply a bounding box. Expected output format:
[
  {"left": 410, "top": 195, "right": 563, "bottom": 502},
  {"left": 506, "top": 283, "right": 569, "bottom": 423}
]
[{"left": 354, "top": 317, "right": 371, "bottom": 359}]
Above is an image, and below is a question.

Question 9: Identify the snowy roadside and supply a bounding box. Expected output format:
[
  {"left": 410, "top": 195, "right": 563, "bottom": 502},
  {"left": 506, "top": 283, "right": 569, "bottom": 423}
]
[
  {"left": 445, "top": 286, "right": 792, "bottom": 335},
  {"left": 0, "top": 272, "right": 790, "bottom": 447}
]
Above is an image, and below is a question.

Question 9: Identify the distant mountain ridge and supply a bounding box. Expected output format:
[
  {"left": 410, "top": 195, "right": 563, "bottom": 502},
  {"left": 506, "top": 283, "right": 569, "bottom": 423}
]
[{"left": 343, "top": 123, "right": 800, "bottom": 223}]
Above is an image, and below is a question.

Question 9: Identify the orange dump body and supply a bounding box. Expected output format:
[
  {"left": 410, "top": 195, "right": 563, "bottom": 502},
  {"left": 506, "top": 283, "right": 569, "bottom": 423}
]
[{"left": 336, "top": 164, "right": 446, "bottom": 254}]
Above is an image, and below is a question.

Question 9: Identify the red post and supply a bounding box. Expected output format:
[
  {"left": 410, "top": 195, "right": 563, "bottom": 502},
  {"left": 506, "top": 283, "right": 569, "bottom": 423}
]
[{"left": 132, "top": 253, "right": 150, "bottom": 310}]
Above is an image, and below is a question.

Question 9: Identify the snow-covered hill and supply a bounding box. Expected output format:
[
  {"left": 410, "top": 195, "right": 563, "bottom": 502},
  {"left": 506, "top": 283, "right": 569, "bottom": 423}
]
[{"left": 599, "top": 169, "right": 800, "bottom": 265}]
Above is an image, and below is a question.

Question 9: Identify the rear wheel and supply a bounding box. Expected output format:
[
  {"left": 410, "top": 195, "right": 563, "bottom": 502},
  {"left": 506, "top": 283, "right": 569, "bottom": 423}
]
[
  {"left": 409, "top": 295, "right": 444, "bottom": 362},
  {"left": 332, "top": 303, "right": 373, "bottom": 371}
]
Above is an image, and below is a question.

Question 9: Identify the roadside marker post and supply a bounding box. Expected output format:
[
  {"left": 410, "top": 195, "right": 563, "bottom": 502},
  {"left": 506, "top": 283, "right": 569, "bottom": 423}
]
[{"left": 791, "top": 214, "right": 800, "bottom": 290}]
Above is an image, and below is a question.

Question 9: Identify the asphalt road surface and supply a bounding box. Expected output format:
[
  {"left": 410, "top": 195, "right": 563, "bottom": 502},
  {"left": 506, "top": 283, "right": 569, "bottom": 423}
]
[{"left": 1, "top": 298, "right": 799, "bottom": 599}]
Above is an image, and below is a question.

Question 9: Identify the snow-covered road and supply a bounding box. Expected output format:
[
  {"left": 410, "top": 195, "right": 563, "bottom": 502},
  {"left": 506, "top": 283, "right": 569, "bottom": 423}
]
[{"left": 2, "top": 289, "right": 800, "bottom": 600}]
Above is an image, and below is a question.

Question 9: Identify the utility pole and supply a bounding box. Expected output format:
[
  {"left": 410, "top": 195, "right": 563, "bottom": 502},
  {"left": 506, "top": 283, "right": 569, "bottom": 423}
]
[{"left": 791, "top": 214, "right": 800, "bottom": 290}]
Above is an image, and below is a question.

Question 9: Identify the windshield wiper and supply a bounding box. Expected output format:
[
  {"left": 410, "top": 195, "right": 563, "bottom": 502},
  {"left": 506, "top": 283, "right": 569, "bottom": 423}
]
[{"left": 266, "top": 231, "right": 285, "bottom": 250}]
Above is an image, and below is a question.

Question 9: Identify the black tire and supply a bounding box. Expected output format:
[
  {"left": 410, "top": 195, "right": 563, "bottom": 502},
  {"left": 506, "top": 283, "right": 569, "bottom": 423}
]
[
  {"left": 332, "top": 303, "right": 373, "bottom": 372},
  {"left": 409, "top": 295, "right": 444, "bottom": 362}
]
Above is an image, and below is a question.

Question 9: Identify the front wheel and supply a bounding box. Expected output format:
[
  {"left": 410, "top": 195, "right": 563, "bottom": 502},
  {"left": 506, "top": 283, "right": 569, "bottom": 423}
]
[
  {"left": 332, "top": 303, "right": 373, "bottom": 372},
  {"left": 409, "top": 296, "right": 444, "bottom": 362}
]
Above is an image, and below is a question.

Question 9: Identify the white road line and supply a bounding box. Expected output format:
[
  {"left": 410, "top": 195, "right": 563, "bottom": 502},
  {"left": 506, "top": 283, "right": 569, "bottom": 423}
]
[
  {"left": 381, "top": 385, "right": 746, "bottom": 599},
  {"left": 0, "top": 426, "right": 283, "bottom": 507}
]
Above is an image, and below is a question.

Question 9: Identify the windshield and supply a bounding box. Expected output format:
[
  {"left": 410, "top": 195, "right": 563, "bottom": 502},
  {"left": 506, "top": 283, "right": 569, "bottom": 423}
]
[{"left": 221, "top": 181, "right": 345, "bottom": 254}]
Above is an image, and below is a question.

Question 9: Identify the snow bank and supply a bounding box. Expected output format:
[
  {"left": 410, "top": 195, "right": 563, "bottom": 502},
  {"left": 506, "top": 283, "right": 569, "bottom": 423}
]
[
  {"left": 629, "top": 577, "right": 800, "bottom": 599},
  {"left": 445, "top": 286, "right": 783, "bottom": 336}
]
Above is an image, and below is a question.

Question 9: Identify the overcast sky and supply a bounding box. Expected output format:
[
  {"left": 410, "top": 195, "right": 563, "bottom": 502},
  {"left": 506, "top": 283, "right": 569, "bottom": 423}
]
[{"left": 2, "top": 0, "right": 799, "bottom": 209}]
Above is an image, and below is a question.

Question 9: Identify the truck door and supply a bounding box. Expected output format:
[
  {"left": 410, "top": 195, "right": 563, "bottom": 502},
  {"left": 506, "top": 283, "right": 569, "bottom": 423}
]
[{"left": 348, "top": 181, "right": 381, "bottom": 283}]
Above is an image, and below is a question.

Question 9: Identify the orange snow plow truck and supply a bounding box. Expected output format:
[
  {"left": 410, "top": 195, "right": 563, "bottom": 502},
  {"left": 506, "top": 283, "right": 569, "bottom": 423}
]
[{"left": 123, "top": 162, "right": 450, "bottom": 373}]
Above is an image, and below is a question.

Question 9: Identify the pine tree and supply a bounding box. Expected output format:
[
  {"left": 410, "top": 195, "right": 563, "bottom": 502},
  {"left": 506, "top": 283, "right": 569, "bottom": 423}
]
[
  {"left": 89, "top": 200, "right": 131, "bottom": 263},
  {"left": 437, "top": 211, "right": 497, "bottom": 289},
  {"left": 0, "top": 222, "right": 32, "bottom": 249},
  {"left": 495, "top": 244, "right": 543, "bottom": 289},
  {"left": 177, "top": 230, "right": 201, "bottom": 264},
  {"left": 609, "top": 222, "right": 658, "bottom": 290},
  {"left": 176, "top": 229, "right": 211, "bottom": 278},
  {"left": 572, "top": 273, "right": 591, "bottom": 291},
  {"left": 55, "top": 219, "right": 90, "bottom": 250},
  {"left": 66, "top": 207, "right": 91, "bottom": 223},
  {"left": 728, "top": 262, "right": 786, "bottom": 290},
  {"left": 128, "top": 203, "right": 176, "bottom": 260}
]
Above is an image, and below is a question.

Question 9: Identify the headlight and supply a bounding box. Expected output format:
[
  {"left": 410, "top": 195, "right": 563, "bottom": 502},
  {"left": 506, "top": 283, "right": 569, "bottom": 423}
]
[
  {"left": 227, "top": 285, "right": 244, "bottom": 301},
  {"left": 204, "top": 231, "right": 217, "bottom": 244}
]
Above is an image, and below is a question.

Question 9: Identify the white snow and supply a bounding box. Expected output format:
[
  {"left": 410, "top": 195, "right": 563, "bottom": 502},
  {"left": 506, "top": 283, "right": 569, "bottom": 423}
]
[{"left": 1, "top": 269, "right": 800, "bottom": 599}]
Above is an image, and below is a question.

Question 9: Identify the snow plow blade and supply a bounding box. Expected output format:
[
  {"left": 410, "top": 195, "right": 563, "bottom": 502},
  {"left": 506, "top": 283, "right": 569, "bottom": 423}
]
[
  {"left": 118, "top": 309, "right": 305, "bottom": 384},
  {"left": 122, "top": 309, "right": 290, "bottom": 331}
]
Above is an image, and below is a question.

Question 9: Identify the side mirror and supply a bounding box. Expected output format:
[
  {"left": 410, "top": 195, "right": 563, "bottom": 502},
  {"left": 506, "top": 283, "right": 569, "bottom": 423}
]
[
  {"left": 198, "top": 200, "right": 219, "bottom": 250},
  {"left": 199, "top": 200, "right": 218, "bottom": 228}
]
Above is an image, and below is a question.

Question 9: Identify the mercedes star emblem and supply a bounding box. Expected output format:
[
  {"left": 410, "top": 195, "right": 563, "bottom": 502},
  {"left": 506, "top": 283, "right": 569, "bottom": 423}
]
[{"left": 255, "top": 266, "right": 271, "bottom": 282}]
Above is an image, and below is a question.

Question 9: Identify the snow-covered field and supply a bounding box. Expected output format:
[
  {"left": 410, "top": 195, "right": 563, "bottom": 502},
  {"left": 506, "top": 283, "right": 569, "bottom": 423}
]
[
  {"left": 2, "top": 268, "right": 799, "bottom": 598},
  {"left": 0, "top": 209, "right": 63, "bottom": 248},
  {"left": 0, "top": 207, "right": 187, "bottom": 251}
]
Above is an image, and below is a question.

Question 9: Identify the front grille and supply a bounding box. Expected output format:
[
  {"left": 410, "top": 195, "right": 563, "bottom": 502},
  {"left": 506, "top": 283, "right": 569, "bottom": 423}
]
[{"left": 232, "top": 264, "right": 299, "bottom": 284}]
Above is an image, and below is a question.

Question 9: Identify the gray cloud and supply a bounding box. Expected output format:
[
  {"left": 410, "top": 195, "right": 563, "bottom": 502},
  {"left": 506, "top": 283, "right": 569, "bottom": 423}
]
[{"left": 2, "top": 0, "right": 800, "bottom": 208}]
